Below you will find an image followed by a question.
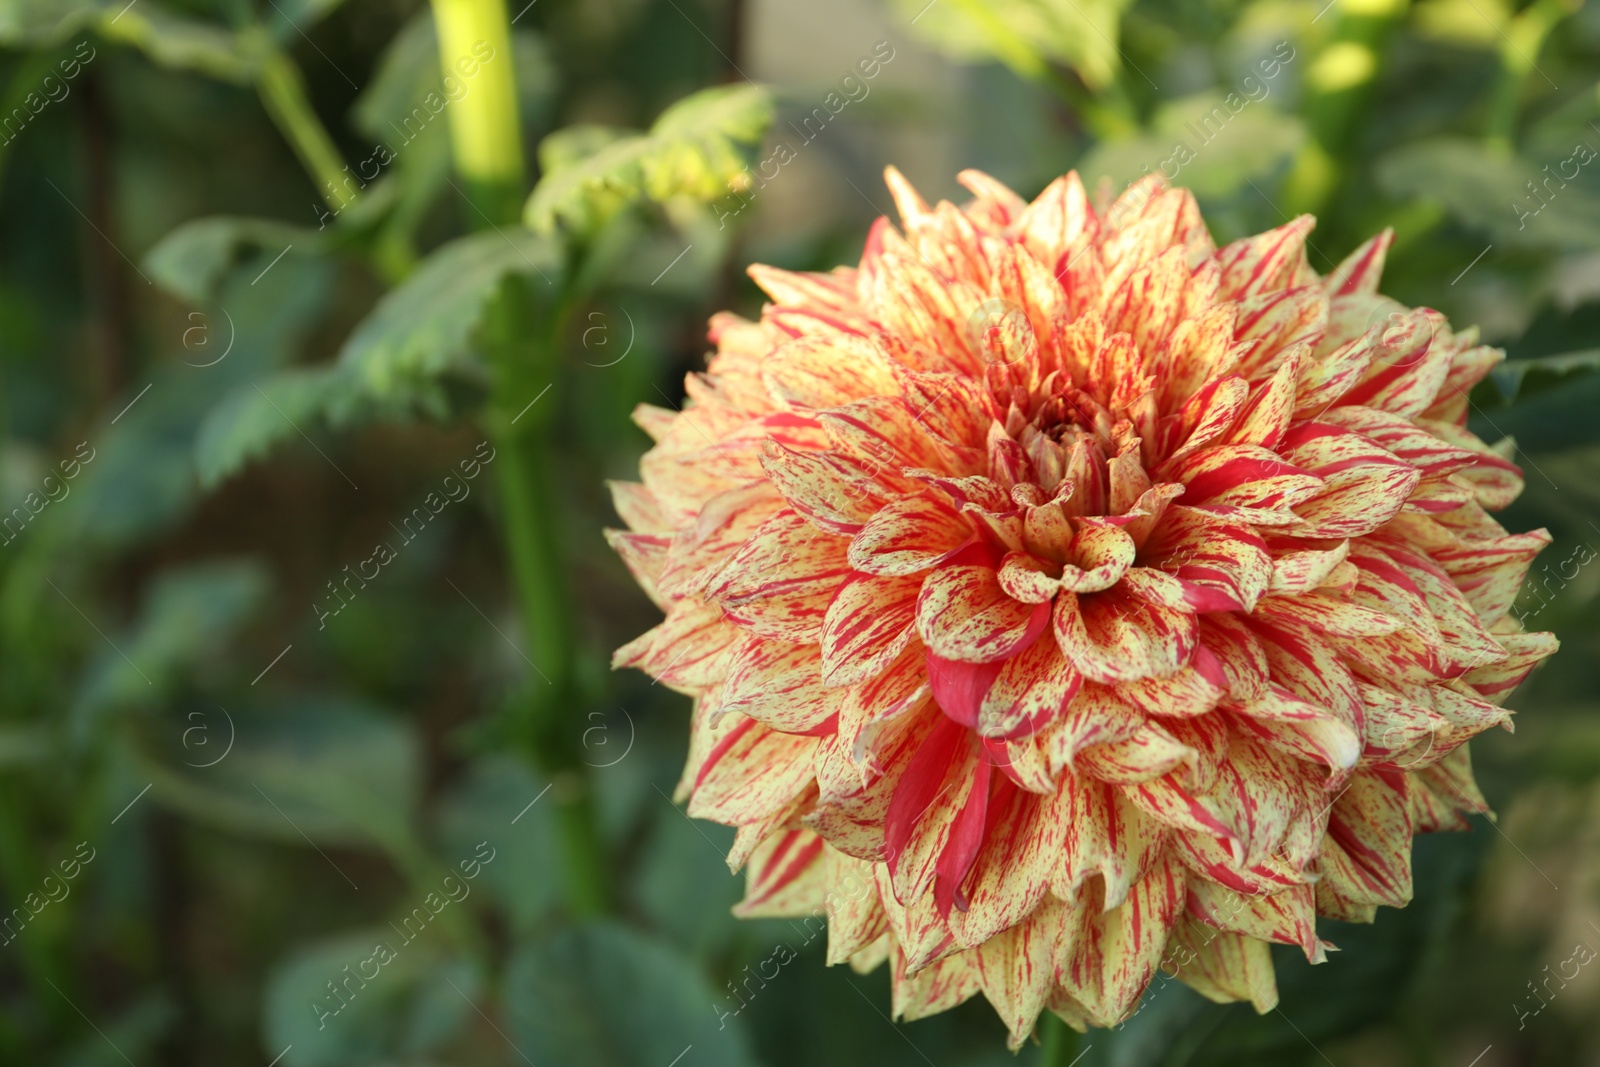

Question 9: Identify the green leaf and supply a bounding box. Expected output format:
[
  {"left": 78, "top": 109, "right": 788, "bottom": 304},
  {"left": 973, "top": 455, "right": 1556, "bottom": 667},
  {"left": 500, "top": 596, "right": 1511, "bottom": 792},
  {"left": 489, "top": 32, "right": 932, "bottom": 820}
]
[
  {"left": 1078, "top": 92, "right": 1307, "bottom": 200},
  {"left": 892, "top": 0, "right": 1133, "bottom": 90},
  {"left": 263, "top": 930, "right": 476, "bottom": 1067},
  {"left": 538, "top": 123, "right": 632, "bottom": 174},
  {"left": 634, "top": 812, "right": 742, "bottom": 957},
  {"left": 1487, "top": 347, "right": 1600, "bottom": 402},
  {"left": 504, "top": 923, "right": 762, "bottom": 1067},
  {"left": 72, "top": 560, "right": 271, "bottom": 726},
  {"left": 525, "top": 84, "right": 775, "bottom": 235},
  {"left": 645, "top": 83, "right": 778, "bottom": 201},
  {"left": 0, "top": 0, "right": 100, "bottom": 45},
  {"left": 325, "top": 227, "right": 557, "bottom": 394},
  {"left": 191, "top": 364, "right": 441, "bottom": 491},
  {"left": 61, "top": 234, "right": 334, "bottom": 551},
  {"left": 143, "top": 697, "right": 420, "bottom": 851},
  {"left": 146, "top": 216, "right": 318, "bottom": 305},
  {"left": 350, "top": 10, "right": 443, "bottom": 143},
  {"left": 433, "top": 756, "right": 561, "bottom": 933},
  {"left": 1470, "top": 352, "right": 1600, "bottom": 452},
  {"left": 193, "top": 228, "right": 559, "bottom": 487},
  {"left": 1377, "top": 137, "right": 1600, "bottom": 250}
]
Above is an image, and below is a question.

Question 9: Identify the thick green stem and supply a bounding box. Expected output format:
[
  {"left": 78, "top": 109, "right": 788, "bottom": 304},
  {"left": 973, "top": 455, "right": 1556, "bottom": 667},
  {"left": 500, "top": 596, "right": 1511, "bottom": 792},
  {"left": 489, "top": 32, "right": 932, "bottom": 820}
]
[
  {"left": 1484, "top": 0, "right": 1574, "bottom": 148},
  {"left": 430, "top": 0, "right": 609, "bottom": 916},
  {"left": 485, "top": 362, "right": 610, "bottom": 915},
  {"left": 1040, "top": 1013, "right": 1081, "bottom": 1067},
  {"left": 254, "top": 43, "right": 360, "bottom": 212},
  {"left": 430, "top": 0, "right": 526, "bottom": 224}
]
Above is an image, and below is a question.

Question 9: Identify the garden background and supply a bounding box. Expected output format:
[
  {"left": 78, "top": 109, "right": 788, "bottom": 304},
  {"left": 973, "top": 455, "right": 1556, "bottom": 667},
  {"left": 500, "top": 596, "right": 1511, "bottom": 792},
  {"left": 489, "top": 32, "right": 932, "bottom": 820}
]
[{"left": 2, "top": 0, "right": 1600, "bottom": 1063}]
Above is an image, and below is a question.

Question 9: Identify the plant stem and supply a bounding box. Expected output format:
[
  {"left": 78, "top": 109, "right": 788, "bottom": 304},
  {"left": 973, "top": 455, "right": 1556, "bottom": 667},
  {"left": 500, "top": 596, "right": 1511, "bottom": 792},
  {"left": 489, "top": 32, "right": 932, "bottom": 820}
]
[
  {"left": 429, "top": 0, "right": 610, "bottom": 916},
  {"left": 254, "top": 42, "right": 360, "bottom": 212},
  {"left": 86, "top": 6, "right": 353, "bottom": 214},
  {"left": 429, "top": 0, "right": 526, "bottom": 224},
  {"left": 1040, "top": 1013, "right": 1082, "bottom": 1067}
]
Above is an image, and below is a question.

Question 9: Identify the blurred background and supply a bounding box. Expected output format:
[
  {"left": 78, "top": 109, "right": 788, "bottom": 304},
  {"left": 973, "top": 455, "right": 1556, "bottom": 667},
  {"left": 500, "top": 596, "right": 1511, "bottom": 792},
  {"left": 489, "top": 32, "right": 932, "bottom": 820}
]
[{"left": 1, "top": 0, "right": 1599, "bottom": 1064}]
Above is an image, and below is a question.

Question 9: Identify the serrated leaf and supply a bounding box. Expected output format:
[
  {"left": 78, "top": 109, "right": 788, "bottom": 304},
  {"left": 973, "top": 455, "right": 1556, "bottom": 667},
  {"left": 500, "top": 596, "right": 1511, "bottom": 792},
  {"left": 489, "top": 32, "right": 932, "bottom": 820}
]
[
  {"left": 192, "top": 364, "right": 443, "bottom": 490},
  {"left": 193, "top": 368, "right": 345, "bottom": 491},
  {"left": 1471, "top": 350, "right": 1600, "bottom": 451},
  {"left": 61, "top": 237, "right": 334, "bottom": 551},
  {"left": 525, "top": 83, "right": 774, "bottom": 235},
  {"left": 645, "top": 83, "right": 777, "bottom": 201},
  {"left": 338, "top": 228, "right": 559, "bottom": 391},
  {"left": 193, "top": 228, "right": 557, "bottom": 487},
  {"left": 538, "top": 124, "right": 632, "bottom": 174},
  {"left": 892, "top": 0, "right": 1132, "bottom": 90},
  {"left": 504, "top": 923, "right": 762, "bottom": 1067}
]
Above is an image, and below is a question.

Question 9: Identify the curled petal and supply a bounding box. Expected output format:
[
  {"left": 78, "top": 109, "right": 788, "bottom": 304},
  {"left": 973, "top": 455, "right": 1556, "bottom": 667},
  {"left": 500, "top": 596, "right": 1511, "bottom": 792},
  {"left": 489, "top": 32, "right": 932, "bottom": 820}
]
[
  {"left": 919, "top": 544, "right": 1051, "bottom": 663},
  {"left": 1053, "top": 588, "right": 1198, "bottom": 684}
]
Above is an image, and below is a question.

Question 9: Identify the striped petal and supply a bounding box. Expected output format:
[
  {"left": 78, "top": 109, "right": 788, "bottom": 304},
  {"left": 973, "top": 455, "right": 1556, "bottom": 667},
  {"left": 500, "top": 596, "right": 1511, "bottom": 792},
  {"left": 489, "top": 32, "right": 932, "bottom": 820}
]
[
  {"left": 1059, "top": 851, "right": 1187, "bottom": 1024},
  {"left": 821, "top": 572, "right": 922, "bottom": 687},
  {"left": 919, "top": 544, "right": 1051, "bottom": 663},
  {"left": 1053, "top": 588, "right": 1198, "bottom": 684}
]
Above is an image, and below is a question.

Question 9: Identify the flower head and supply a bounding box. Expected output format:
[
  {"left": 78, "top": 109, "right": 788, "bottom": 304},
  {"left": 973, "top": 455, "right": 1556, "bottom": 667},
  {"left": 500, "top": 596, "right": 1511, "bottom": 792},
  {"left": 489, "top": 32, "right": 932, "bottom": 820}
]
[{"left": 609, "top": 168, "right": 1557, "bottom": 1044}]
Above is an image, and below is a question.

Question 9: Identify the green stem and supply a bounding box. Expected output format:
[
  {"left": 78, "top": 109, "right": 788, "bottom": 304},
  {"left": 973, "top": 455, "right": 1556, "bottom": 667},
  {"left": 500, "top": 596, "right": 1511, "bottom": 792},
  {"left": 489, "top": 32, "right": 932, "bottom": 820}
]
[
  {"left": 1040, "top": 1013, "right": 1082, "bottom": 1067},
  {"left": 430, "top": 0, "right": 610, "bottom": 916},
  {"left": 429, "top": 0, "right": 526, "bottom": 224},
  {"left": 253, "top": 42, "right": 360, "bottom": 212},
  {"left": 90, "top": 13, "right": 357, "bottom": 216},
  {"left": 1484, "top": 0, "right": 1574, "bottom": 148}
]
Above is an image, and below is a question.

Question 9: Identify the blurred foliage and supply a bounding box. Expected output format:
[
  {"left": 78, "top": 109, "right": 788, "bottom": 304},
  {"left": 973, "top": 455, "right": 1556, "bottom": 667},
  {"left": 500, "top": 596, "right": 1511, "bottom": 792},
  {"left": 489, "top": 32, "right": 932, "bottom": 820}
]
[{"left": 0, "top": 0, "right": 1597, "bottom": 1064}]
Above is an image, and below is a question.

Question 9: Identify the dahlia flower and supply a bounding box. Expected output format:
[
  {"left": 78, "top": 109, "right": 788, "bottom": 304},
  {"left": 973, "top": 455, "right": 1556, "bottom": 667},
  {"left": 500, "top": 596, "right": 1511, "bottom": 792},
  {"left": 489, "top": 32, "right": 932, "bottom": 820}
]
[{"left": 608, "top": 168, "right": 1557, "bottom": 1045}]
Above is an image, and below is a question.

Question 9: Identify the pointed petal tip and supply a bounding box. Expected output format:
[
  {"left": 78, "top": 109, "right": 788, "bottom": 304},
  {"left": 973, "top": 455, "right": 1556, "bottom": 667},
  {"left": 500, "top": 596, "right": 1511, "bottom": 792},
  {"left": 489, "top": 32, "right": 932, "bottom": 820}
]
[{"left": 883, "top": 165, "right": 930, "bottom": 225}]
